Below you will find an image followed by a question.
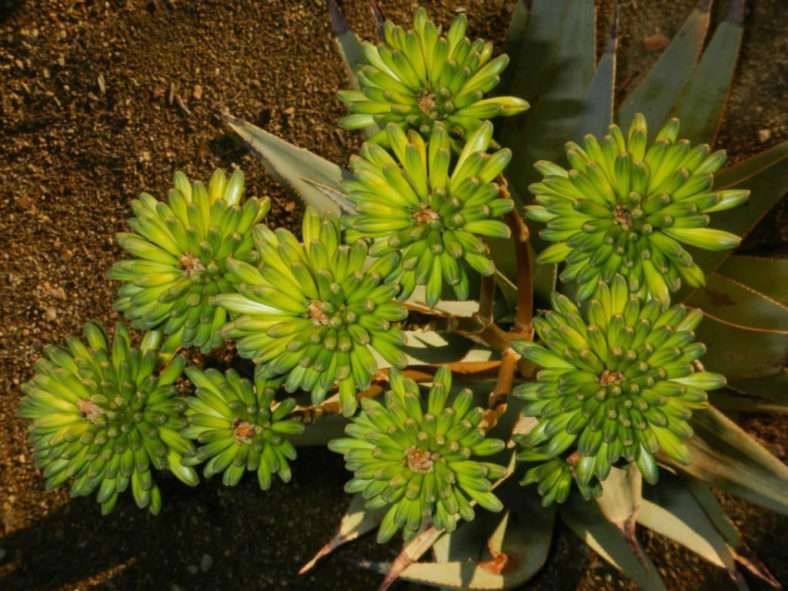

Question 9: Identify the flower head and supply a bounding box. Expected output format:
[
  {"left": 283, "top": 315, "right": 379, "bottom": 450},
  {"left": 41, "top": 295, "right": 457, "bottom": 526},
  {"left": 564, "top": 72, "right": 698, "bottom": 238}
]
[
  {"left": 513, "top": 276, "right": 725, "bottom": 502},
  {"left": 339, "top": 8, "right": 528, "bottom": 142},
  {"left": 18, "top": 322, "right": 198, "bottom": 515},
  {"left": 181, "top": 368, "right": 304, "bottom": 489},
  {"left": 215, "top": 209, "right": 408, "bottom": 416},
  {"left": 109, "top": 168, "right": 269, "bottom": 352},
  {"left": 526, "top": 114, "right": 748, "bottom": 301},
  {"left": 343, "top": 121, "right": 513, "bottom": 306},
  {"left": 329, "top": 368, "right": 506, "bottom": 542}
]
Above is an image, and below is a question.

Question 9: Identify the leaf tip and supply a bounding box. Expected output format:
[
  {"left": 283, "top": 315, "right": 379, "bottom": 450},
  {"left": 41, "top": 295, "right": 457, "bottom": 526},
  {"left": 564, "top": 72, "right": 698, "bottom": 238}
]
[
  {"left": 326, "top": 0, "right": 350, "bottom": 36},
  {"left": 725, "top": 0, "right": 745, "bottom": 25},
  {"left": 367, "top": 0, "right": 385, "bottom": 39}
]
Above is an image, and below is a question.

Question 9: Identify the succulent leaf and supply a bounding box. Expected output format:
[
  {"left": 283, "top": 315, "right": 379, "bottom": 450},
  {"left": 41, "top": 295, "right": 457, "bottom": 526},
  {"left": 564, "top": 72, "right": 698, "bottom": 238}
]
[
  {"left": 514, "top": 275, "right": 725, "bottom": 501},
  {"left": 329, "top": 368, "right": 506, "bottom": 542},
  {"left": 527, "top": 114, "right": 748, "bottom": 302},
  {"left": 18, "top": 322, "right": 197, "bottom": 515},
  {"left": 109, "top": 168, "right": 270, "bottom": 353},
  {"left": 338, "top": 8, "right": 528, "bottom": 141},
  {"left": 216, "top": 208, "right": 407, "bottom": 416},
  {"left": 343, "top": 122, "right": 513, "bottom": 306},
  {"left": 181, "top": 367, "right": 303, "bottom": 488}
]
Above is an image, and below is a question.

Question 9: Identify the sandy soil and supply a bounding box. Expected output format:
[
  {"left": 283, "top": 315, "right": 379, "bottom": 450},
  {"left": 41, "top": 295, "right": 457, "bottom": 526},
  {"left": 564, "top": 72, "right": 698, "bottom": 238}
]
[{"left": 0, "top": 1, "right": 785, "bottom": 589}]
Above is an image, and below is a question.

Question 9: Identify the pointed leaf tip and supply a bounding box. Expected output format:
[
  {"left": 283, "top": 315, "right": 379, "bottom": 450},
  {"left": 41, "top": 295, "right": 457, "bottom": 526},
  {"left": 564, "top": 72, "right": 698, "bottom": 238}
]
[
  {"left": 726, "top": 0, "right": 745, "bottom": 24},
  {"left": 326, "top": 0, "right": 350, "bottom": 36},
  {"left": 368, "top": 0, "right": 385, "bottom": 38}
]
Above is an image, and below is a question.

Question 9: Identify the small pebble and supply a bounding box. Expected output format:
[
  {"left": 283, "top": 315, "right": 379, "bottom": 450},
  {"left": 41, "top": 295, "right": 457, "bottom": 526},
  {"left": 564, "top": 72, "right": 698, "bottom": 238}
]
[
  {"left": 45, "top": 308, "right": 57, "bottom": 321},
  {"left": 186, "top": 564, "right": 198, "bottom": 575},
  {"left": 193, "top": 84, "right": 203, "bottom": 100},
  {"left": 200, "top": 553, "right": 213, "bottom": 572},
  {"left": 758, "top": 128, "right": 772, "bottom": 142}
]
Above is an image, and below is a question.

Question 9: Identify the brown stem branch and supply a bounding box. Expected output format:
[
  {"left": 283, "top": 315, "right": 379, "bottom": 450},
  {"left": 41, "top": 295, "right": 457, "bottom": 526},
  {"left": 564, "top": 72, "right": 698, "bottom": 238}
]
[
  {"left": 478, "top": 272, "right": 496, "bottom": 322},
  {"left": 499, "top": 178, "right": 534, "bottom": 340},
  {"left": 481, "top": 348, "right": 519, "bottom": 431}
]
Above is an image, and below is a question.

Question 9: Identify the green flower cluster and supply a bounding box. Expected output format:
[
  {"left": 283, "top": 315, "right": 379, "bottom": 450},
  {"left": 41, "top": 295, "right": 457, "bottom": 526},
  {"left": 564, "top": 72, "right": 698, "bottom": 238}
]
[
  {"left": 109, "top": 168, "right": 269, "bottom": 352},
  {"left": 521, "top": 458, "right": 601, "bottom": 507},
  {"left": 18, "top": 322, "right": 198, "bottom": 515},
  {"left": 181, "top": 368, "right": 303, "bottom": 489},
  {"left": 329, "top": 368, "right": 506, "bottom": 542},
  {"left": 526, "top": 114, "right": 747, "bottom": 301},
  {"left": 215, "top": 209, "right": 408, "bottom": 416},
  {"left": 339, "top": 8, "right": 528, "bottom": 142},
  {"left": 513, "top": 276, "right": 725, "bottom": 504},
  {"left": 342, "top": 121, "right": 513, "bottom": 306}
]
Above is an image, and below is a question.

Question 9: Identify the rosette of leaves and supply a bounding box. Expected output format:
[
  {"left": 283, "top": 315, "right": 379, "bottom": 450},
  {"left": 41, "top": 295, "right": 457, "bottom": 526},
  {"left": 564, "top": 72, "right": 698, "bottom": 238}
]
[
  {"left": 215, "top": 208, "right": 408, "bottom": 416},
  {"left": 513, "top": 275, "right": 726, "bottom": 504},
  {"left": 338, "top": 8, "right": 529, "bottom": 142},
  {"left": 18, "top": 322, "right": 198, "bottom": 515},
  {"left": 109, "top": 168, "right": 270, "bottom": 352},
  {"left": 342, "top": 121, "right": 513, "bottom": 306},
  {"left": 181, "top": 368, "right": 304, "bottom": 489},
  {"left": 329, "top": 367, "right": 506, "bottom": 542},
  {"left": 525, "top": 114, "right": 748, "bottom": 301}
]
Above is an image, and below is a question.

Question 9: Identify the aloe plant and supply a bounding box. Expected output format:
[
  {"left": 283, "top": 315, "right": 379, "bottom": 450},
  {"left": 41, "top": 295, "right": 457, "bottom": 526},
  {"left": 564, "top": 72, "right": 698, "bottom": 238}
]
[{"left": 17, "top": 1, "right": 786, "bottom": 590}]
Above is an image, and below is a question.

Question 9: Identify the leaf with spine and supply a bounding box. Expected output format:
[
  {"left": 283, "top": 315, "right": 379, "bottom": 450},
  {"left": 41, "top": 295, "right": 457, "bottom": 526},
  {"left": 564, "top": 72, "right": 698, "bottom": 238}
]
[
  {"left": 637, "top": 473, "right": 744, "bottom": 585},
  {"left": 497, "top": 0, "right": 532, "bottom": 95},
  {"left": 686, "top": 479, "right": 782, "bottom": 587},
  {"left": 708, "top": 386, "right": 788, "bottom": 415},
  {"left": 717, "top": 255, "right": 788, "bottom": 306},
  {"left": 596, "top": 465, "right": 642, "bottom": 554},
  {"left": 326, "top": 0, "right": 381, "bottom": 139},
  {"left": 681, "top": 140, "right": 788, "bottom": 285},
  {"left": 572, "top": 9, "right": 618, "bottom": 141},
  {"left": 671, "top": 0, "right": 744, "bottom": 144},
  {"left": 703, "top": 255, "right": 788, "bottom": 392},
  {"left": 499, "top": 0, "right": 594, "bottom": 306},
  {"left": 326, "top": 0, "right": 366, "bottom": 85},
  {"left": 561, "top": 494, "right": 667, "bottom": 591},
  {"left": 686, "top": 273, "right": 788, "bottom": 334},
  {"left": 219, "top": 111, "right": 354, "bottom": 214},
  {"left": 692, "top": 311, "right": 786, "bottom": 381},
  {"left": 616, "top": 0, "right": 712, "bottom": 135},
  {"left": 671, "top": 406, "right": 788, "bottom": 515},
  {"left": 300, "top": 493, "right": 386, "bottom": 574},
  {"left": 727, "top": 372, "right": 788, "bottom": 407},
  {"left": 499, "top": 0, "right": 596, "bottom": 204},
  {"left": 364, "top": 481, "right": 554, "bottom": 590}
]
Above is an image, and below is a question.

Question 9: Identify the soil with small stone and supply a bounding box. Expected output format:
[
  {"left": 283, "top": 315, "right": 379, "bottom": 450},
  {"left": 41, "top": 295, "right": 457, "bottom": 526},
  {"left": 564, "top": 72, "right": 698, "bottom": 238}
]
[{"left": 0, "top": 1, "right": 786, "bottom": 590}]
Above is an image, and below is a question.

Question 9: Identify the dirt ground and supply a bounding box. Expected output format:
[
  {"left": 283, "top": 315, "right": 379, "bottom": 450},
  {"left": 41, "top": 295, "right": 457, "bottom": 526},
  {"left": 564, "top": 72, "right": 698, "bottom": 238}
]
[{"left": 0, "top": 1, "right": 785, "bottom": 590}]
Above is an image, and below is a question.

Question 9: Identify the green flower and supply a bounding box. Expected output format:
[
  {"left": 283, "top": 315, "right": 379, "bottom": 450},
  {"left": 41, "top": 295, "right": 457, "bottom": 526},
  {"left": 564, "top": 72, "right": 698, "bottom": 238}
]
[
  {"left": 526, "top": 114, "right": 748, "bottom": 301},
  {"left": 181, "top": 368, "right": 304, "bottom": 489},
  {"left": 513, "top": 276, "right": 725, "bottom": 501},
  {"left": 109, "top": 168, "right": 269, "bottom": 352},
  {"left": 18, "top": 322, "right": 198, "bottom": 515},
  {"left": 339, "top": 8, "right": 529, "bottom": 142},
  {"left": 215, "top": 208, "right": 408, "bottom": 416},
  {"left": 329, "top": 368, "right": 506, "bottom": 542},
  {"left": 520, "top": 458, "right": 602, "bottom": 507},
  {"left": 342, "top": 121, "right": 513, "bottom": 306}
]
